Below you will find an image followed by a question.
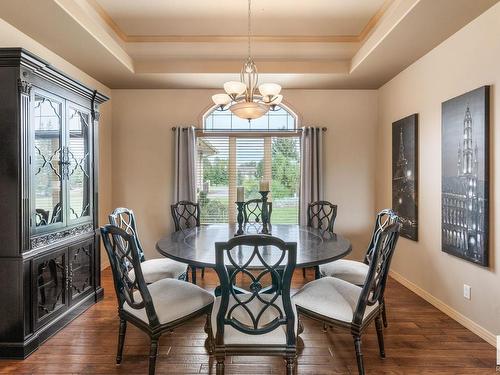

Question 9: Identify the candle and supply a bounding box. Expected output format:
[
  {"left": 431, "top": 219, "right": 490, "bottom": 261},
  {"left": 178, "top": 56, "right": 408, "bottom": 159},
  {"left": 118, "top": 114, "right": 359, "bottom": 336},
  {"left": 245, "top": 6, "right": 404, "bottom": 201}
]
[
  {"left": 259, "top": 180, "right": 270, "bottom": 192},
  {"left": 236, "top": 186, "right": 245, "bottom": 202}
]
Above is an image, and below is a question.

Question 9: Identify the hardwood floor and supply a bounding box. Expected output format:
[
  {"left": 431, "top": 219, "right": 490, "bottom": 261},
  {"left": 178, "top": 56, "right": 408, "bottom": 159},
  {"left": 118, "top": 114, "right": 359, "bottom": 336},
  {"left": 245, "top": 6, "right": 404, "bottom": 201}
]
[{"left": 0, "top": 268, "right": 496, "bottom": 374}]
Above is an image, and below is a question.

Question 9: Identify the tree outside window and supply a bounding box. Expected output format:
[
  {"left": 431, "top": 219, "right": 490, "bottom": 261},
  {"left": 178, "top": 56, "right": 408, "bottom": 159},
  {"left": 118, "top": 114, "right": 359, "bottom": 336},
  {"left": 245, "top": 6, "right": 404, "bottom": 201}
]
[{"left": 198, "top": 105, "right": 299, "bottom": 224}]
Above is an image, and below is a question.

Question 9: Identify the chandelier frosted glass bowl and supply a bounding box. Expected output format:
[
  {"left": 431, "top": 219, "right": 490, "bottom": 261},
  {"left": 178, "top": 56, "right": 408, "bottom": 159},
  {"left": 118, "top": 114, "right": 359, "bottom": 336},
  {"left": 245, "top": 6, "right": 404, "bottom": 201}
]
[
  {"left": 211, "top": 0, "right": 283, "bottom": 121},
  {"left": 230, "top": 101, "right": 270, "bottom": 120}
]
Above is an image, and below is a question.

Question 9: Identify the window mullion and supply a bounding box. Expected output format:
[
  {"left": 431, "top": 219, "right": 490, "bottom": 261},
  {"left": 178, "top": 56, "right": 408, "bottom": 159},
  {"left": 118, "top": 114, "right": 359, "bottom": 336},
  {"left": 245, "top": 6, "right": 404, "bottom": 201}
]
[
  {"left": 228, "top": 137, "right": 237, "bottom": 224},
  {"left": 264, "top": 137, "right": 272, "bottom": 200}
]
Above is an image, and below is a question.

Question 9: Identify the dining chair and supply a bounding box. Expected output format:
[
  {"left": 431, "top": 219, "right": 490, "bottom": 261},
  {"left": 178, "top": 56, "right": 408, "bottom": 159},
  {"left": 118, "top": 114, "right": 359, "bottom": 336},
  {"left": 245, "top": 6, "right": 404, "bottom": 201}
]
[
  {"left": 318, "top": 209, "right": 398, "bottom": 327},
  {"left": 110, "top": 207, "right": 188, "bottom": 283},
  {"left": 305, "top": 200, "right": 338, "bottom": 278},
  {"left": 307, "top": 200, "right": 337, "bottom": 232},
  {"left": 35, "top": 208, "right": 49, "bottom": 226},
  {"left": 170, "top": 200, "right": 204, "bottom": 283},
  {"left": 100, "top": 224, "right": 214, "bottom": 375},
  {"left": 243, "top": 198, "right": 273, "bottom": 224},
  {"left": 210, "top": 235, "right": 298, "bottom": 375},
  {"left": 293, "top": 215, "right": 401, "bottom": 375},
  {"left": 51, "top": 202, "right": 63, "bottom": 223}
]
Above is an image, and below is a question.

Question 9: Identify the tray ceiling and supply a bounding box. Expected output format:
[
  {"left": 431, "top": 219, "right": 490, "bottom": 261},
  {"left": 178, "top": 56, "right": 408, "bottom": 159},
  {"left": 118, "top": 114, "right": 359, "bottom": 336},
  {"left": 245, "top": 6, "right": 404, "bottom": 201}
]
[
  {"left": 0, "top": 0, "right": 497, "bottom": 89},
  {"left": 94, "top": 0, "right": 387, "bottom": 37}
]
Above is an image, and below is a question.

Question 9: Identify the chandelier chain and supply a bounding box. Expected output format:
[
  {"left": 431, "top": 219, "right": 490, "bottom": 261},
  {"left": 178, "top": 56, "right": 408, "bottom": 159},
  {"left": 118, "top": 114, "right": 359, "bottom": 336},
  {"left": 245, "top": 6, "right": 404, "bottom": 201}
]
[
  {"left": 248, "top": 0, "right": 252, "bottom": 58},
  {"left": 212, "top": 0, "right": 283, "bottom": 120}
]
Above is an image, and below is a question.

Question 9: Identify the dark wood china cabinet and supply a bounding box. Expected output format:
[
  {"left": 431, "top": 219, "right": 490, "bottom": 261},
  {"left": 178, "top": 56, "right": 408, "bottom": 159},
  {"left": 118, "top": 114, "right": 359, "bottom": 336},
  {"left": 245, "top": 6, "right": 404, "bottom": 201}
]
[{"left": 0, "top": 48, "right": 108, "bottom": 358}]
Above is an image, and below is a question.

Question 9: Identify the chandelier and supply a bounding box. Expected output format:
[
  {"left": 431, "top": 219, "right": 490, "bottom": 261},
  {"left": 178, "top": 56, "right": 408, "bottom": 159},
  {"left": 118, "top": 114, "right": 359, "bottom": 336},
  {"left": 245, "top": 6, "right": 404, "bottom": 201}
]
[{"left": 211, "top": 0, "right": 283, "bottom": 120}]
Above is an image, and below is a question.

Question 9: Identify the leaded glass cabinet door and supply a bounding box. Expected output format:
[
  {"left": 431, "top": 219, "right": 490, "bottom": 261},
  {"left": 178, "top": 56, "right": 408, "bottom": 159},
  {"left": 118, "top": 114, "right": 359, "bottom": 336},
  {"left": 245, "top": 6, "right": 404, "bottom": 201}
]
[
  {"left": 69, "top": 239, "right": 94, "bottom": 304},
  {"left": 31, "top": 90, "right": 65, "bottom": 233},
  {"left": 66, "top": 102, "right": 92, "bottom": 225},
  {"left": 33, "top": 247, "right": 68, "bottom": 329}
]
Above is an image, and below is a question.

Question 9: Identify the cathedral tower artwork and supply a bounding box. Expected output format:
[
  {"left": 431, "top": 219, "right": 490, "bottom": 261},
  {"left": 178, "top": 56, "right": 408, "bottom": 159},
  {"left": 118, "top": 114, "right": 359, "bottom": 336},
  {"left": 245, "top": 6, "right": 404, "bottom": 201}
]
[{"left": 441, "top": 86, "right": 489, "bottom": 266}]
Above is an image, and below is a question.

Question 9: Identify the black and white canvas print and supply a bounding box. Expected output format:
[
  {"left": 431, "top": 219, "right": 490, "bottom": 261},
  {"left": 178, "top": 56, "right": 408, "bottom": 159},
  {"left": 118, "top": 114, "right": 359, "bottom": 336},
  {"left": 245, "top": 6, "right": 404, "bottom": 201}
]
[
  {"left": 392, "top": 114, "right": 418, "bottom": 241},
  {"left": 442, "top": 86, "right": 490, "bottom": 266}
]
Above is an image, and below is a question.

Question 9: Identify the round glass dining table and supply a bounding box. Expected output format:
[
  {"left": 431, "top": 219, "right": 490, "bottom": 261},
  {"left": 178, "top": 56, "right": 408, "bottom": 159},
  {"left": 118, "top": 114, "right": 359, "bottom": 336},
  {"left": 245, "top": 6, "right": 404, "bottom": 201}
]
[{"left": 156, "top": 223, "right": 352, "bottom": 269}]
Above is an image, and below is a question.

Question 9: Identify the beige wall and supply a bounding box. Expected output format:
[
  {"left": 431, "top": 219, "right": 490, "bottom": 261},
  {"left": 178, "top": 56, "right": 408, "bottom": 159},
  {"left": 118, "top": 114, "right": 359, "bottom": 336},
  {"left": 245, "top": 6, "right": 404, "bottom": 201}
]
[
  {"left": 376, "top": 3, "right": 500, "bottom": 341},
  {"left": 111, "top": 89, "right": 378, "bottom": 260},
  {"left": 0, "top": 19, "right": 113, "bottom": 268}
]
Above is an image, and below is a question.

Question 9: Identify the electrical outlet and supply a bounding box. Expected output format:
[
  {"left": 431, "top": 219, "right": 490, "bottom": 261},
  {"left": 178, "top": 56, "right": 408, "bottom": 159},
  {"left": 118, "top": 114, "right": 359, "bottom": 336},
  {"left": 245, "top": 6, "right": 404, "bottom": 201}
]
[{"left": 463, "top": 284, "right": 471, "bottom": 300}]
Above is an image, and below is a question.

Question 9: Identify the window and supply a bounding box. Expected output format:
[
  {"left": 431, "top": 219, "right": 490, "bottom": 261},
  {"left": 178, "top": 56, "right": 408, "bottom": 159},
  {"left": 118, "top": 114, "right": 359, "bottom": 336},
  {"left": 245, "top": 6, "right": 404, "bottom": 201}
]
[
  {"left": 204, "top": 105, "right": 295, "bottom": 132},
  {"left": 197, "top": 105, "right": 300, "bottom": 224}
]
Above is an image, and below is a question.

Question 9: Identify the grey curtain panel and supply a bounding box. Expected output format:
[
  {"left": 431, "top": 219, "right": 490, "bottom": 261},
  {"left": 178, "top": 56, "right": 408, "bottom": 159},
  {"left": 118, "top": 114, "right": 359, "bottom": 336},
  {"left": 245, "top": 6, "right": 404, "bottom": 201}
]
[
  {"left": 173, "top": 126, "right": 197, "bottom": 202},
  {"left": 300, "top": 127, "right": 324, "bottom": 225}
]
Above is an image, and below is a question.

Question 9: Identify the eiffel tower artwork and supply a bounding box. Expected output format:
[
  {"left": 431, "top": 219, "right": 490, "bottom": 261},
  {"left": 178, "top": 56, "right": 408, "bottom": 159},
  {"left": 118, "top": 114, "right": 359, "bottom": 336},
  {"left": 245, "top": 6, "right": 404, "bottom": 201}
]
[
  {"left": 392, "top": 114, "right": 418, "bottom": 241},
  {"left": 441, "top": 86, "right": 490, "bottom": 266}
]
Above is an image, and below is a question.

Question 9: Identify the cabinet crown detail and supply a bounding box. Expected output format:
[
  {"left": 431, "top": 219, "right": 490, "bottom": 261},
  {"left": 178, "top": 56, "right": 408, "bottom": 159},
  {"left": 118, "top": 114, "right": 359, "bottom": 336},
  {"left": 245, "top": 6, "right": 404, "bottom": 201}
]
[
  {"left": 31, "top": 224, "right": 94, "bottom": 249},
  {"left": 0, "top": 48, "right": 109, "bottom": 104},
  {"left": 17, "top": 78, "right": 32, "bottom": 95}
]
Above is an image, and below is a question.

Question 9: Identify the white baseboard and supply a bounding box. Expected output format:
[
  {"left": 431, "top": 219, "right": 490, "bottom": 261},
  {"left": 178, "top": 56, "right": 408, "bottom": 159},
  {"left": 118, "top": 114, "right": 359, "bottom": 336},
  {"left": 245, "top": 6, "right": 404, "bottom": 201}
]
[{"left": 389, "top": 270, "right": 497, "bottom": 347}]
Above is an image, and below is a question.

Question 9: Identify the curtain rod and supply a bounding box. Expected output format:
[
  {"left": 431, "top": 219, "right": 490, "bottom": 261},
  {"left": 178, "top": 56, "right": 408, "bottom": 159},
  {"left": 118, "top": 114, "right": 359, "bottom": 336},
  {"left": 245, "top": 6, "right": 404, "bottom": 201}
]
[{"left": 171, "top": 127, "right": 327, "bottom": 132}]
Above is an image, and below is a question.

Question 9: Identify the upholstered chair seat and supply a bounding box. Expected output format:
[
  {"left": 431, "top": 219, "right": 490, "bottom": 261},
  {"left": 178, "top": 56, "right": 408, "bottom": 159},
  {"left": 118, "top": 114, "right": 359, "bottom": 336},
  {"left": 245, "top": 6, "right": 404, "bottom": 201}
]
[
  {"left": 211, "top": 294, "right": 298, "bottom": 345},
  {"left": 317, "top": 209, "right": 400, "bottom": 329},
  {"left": 293, "top": 277, "right": 378, "bottom": 323},
  {"left": 319, "top": 259, "right": 369, "bottom": 286},
  {"left": 293, "top": 210, "right": 401, "bottom": 375},
  {"left": 124, "top": 278, "right": 214, "bottom": 325},
  {"left": 100, "top": 225, "right": 214, "bottom": 375},
  {"left": 128, "top": 258, "right": 188, "bottom": 284}
]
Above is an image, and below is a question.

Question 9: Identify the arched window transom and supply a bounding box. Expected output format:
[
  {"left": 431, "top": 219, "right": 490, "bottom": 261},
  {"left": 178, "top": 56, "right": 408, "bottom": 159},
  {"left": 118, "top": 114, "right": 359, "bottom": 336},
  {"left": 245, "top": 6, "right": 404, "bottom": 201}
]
[{"left": 203, "top": 104, "right": 297, "bottom": 132}]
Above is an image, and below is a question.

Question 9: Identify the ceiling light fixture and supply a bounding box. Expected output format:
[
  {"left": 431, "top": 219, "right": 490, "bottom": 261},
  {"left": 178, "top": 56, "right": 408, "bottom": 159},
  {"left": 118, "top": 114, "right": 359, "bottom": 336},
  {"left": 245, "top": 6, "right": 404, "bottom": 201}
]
[{"left": 211, "top": 0, "right": 283, "bottom": 121}]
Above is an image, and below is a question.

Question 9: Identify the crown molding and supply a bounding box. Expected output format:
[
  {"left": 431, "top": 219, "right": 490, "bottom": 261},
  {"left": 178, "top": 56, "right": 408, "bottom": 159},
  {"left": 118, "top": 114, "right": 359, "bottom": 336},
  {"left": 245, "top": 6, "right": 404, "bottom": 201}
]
[
  {"left": 358, "top": 0, "right": 394, "bottom": 40},
  {"left": 126, "top": 34, "right": 361, "bottom": 44}
]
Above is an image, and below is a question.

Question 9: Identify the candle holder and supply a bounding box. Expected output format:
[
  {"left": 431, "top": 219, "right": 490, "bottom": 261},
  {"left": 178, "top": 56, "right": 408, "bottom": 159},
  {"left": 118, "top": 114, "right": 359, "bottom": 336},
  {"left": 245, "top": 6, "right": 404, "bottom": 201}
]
[
  {"left": 259, "top": 190, "right": 270, "bottom": 235},
  {"left": 235, "top": 201, "right": 245, "bottom": 236}
]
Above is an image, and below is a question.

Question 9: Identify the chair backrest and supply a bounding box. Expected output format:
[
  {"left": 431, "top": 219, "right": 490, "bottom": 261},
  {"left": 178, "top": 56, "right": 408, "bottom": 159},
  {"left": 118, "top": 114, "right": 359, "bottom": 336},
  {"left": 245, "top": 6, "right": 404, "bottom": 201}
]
[
  {"left": 100, "top": 224, "right": 160, "bottom": 327},
  {"left": 170, "top": 200, "right": 201, "bottom": 231},
  {"left": 50, "top": 202, "right": 63, "bottom": 224},
  {"left": 109, "top": 207, "right": 146, "bottom": 262},
  {"left": 363, "top": 209, "right": 399, "bottom": 265},
  {"left": 35, "top": 208, "right": 49, "bottom": 226},
  {"left": 35, "top": 203, "right": 63, "bottom": 227},
  {"left": 214, "top": 235, "right": 296, "bottom": 347},
  {"left": 353, "top": 210, "right": 401, "bottom": 325},
  {"left": 307, "top": 201, "right": 337, "bottom": 232},
  {"left": 243, "top": 199, "right": 273, "bottom": 224}
]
